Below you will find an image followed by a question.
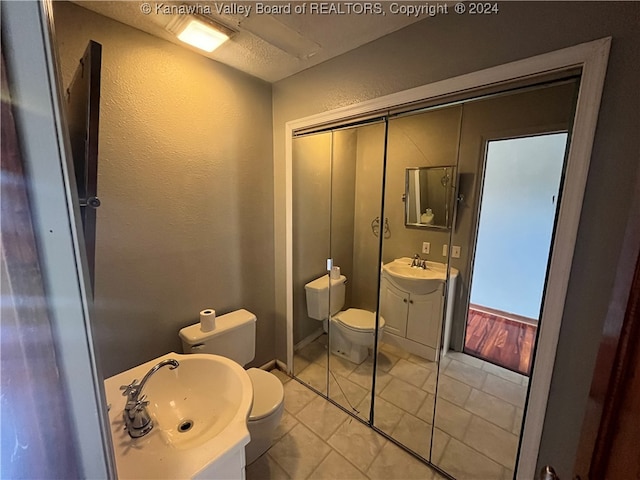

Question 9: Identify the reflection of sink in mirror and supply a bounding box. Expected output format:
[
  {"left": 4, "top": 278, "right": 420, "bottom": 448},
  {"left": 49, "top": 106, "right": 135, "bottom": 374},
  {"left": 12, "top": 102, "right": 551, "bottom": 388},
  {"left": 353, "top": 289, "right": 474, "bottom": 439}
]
[
  {"left": 380, "top": 258, "right": 458, "bottom": 361},
  {"left": 104, "top": 352, "right": 253, "bottom": 479},
  {"left": 382, "top": 257, "right": 456, "bottom": 294}
]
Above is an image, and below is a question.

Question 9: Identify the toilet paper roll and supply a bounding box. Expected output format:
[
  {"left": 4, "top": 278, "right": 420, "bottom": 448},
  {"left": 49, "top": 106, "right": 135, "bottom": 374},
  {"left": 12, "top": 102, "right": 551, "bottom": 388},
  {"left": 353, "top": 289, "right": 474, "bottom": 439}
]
[
  {"left": 199, "top": 309, "right": 216, "bottom": 332},
  {"left": 330, "top": 266, "right": 341, "bottom": 280}
]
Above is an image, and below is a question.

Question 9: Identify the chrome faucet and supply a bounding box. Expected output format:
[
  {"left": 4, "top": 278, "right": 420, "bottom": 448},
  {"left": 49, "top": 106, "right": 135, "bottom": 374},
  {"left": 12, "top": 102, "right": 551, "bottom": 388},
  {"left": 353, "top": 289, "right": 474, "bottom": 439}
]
[
  {"left": 119, "top": 358, "right": 179, "bottom": 438},
  {"left": 411, "top": 253, "right": 427, "bottom": 269}
]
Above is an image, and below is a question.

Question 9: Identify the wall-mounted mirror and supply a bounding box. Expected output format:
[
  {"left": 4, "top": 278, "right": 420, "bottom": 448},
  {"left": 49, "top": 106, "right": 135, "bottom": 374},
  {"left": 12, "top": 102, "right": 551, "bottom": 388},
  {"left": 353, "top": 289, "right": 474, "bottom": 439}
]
[{"left": 405, "top": 166, "right": 457, "bottom": 229}]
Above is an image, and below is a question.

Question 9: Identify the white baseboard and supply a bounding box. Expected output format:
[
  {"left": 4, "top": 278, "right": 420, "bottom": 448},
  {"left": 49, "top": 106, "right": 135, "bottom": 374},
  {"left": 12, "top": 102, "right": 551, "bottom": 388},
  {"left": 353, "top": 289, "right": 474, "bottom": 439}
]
[
  {"left": 275, "top": 359, "right": 289, "bottom": 373},
  {"left": 294, "top": 327, "right": 324, "bottom": 351},
  {"left": 258, "top": 359, "right": 277, "bottom": 371},
  {"left": 383, "top": 332, "right": 437, "bottom": 362}
]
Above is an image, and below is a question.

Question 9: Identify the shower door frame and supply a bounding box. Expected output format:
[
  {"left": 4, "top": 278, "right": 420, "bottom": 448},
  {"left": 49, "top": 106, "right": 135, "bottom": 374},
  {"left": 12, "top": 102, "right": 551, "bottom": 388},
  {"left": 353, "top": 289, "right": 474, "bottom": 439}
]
[{"left": 285, "top": 37, "right": 610, "bottom": 479}]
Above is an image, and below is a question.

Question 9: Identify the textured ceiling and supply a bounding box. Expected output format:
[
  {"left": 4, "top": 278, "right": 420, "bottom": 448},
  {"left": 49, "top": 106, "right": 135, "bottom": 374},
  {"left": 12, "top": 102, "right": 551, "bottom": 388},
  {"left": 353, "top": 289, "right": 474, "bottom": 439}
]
[{"left": 72, "top": 1, "right": 425, "bottom": 82}]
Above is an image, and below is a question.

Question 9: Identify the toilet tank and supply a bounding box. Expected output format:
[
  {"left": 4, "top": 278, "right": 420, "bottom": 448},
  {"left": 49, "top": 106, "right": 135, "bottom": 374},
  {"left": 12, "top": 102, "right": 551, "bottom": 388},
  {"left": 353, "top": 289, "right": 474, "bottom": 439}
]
[
  {"left": 304, "top": 274, "right": 346, "bottom": 320},
  {"left": 179, "top": 309, "right": 256, "bottom": 366}
]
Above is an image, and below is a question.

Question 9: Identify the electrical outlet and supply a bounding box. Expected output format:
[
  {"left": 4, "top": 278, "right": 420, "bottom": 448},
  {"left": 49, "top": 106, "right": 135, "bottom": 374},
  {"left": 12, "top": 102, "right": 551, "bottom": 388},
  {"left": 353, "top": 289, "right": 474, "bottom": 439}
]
[
  {"left": 422, "top": 242, "right": 430, "bottom": 254},
  {"left": 442, "top": 244, "right": 448, "bottom": 256},
  {"left": 451, "top": 246, "right": 461, "bottom": 258}
]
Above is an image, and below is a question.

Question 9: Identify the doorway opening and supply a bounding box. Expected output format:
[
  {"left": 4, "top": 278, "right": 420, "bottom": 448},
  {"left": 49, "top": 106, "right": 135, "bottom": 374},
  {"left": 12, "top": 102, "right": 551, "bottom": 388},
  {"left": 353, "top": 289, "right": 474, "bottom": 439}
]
[{"left": 464, "top": 133, "right": 569, "bottom": 375}]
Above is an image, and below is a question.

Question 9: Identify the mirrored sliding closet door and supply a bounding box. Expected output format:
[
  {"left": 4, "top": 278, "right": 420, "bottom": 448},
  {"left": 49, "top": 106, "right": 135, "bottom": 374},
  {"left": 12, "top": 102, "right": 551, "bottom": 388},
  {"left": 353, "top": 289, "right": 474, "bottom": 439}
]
[
  {"left": 292, "top": 131, "right": 332, "bottom": 394},
  {"left": 372, "top": 104, "right": 461, "bottom": 460},
  {"left": 431, "top": 79, "right": 580, "bottom": 479},
  {"left": 290, "top": 76, "right": 581, "bottom": 480},
  {"left": 326, "top": 123, "right": 387, "bottom": 420},
  {"left": 291, "top": 121, "right": 387, "bottom": 420}
]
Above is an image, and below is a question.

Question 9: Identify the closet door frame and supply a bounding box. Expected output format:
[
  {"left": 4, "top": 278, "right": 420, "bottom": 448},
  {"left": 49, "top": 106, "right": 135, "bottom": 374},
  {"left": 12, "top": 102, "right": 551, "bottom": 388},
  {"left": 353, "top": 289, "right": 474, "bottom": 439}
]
[{"left": 285, "top": 37, "right": 610, "bottom": 479}]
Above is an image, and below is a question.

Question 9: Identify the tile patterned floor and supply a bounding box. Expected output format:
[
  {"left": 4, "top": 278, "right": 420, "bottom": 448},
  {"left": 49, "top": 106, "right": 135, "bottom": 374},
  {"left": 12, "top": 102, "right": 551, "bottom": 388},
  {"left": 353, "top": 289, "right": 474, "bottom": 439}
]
[
  {"left": 284, "top": 335, "right": 529, "bottom": 480},
  {"left": 247, "top": 368, "right": 446, "bottom": 480}
]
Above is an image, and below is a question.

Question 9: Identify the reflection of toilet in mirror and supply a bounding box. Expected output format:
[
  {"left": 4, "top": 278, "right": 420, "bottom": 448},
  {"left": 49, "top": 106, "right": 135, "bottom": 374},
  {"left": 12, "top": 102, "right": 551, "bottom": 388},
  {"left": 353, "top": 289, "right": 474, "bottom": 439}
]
[{"left": 305, "top": 273, "right": 385, "bottom": 364}]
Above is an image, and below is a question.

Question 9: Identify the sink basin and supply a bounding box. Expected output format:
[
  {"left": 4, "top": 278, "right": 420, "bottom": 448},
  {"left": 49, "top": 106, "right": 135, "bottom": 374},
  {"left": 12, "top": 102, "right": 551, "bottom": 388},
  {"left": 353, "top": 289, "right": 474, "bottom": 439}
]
[
  {"left": 104, "top": 352, "right": 253, "bottom": 479},
  {"left": 382, "top": 257, "right": 458, "bottom": 294}
]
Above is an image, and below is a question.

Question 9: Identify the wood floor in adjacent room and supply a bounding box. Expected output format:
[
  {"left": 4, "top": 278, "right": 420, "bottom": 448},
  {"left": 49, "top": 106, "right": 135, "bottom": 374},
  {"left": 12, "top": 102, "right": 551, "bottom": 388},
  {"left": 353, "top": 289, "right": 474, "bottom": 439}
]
[{"left": 464, "top": 308, "right": 537, "bottom": 376}]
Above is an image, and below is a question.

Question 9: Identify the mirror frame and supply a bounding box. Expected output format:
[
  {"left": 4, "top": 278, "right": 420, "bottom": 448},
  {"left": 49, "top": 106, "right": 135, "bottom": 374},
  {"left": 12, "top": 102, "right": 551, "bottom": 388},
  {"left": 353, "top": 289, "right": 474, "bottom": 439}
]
[{"left": 404, "top": 166, "right": 457, "bottom": 230}]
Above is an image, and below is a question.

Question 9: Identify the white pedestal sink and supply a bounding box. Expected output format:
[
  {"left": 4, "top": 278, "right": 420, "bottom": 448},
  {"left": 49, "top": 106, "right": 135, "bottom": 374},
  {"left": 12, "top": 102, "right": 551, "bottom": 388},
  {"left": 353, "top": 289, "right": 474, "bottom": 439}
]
[
  {"left": 104, "top": 352, "right": 253, "bottom": 479},
  {"left": 382, "top": 258, "right": 451, "bottom": 294},
  {"left": 380, "top": 258, "right": 458, "bottom": 359}
]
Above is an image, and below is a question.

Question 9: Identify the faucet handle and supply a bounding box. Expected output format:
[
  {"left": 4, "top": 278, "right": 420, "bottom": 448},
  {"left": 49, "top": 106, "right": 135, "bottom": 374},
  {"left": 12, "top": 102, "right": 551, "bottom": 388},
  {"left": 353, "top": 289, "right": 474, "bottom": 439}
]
[
  {"left": 119, "top": 380, "right": 139, "bottom": 397},
  {"left": 132, "top": 395, "right": 149, "bottom": 411},
  {"left": 125, "top": 395, "right": 150, "bottom": 417},
  {"left": 128, "top": 395, "right": 152, "bottom": 429}
]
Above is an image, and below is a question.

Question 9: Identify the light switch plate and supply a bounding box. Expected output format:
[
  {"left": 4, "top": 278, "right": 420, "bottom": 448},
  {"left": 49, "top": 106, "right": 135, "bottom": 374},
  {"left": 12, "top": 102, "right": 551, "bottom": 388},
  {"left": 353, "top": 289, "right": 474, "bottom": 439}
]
[
  {"left": 442, "top": 244, "right": 448, "bottom": 256},
  {"left": 422, "top": 242, "right": 430, "bottom": 254},
  {"left": 451, "top": 246, "right": 461, "bottom": 258}
]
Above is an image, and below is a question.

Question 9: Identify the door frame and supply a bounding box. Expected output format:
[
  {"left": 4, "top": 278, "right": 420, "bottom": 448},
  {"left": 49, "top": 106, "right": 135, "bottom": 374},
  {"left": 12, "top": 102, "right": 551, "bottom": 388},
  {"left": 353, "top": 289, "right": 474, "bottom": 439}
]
[
  {"left": 2, "top": 0, "right": 115, "bottom": 477},
  {"left": 463, "top": 130, "right": 571, "bottom": 372},
  {"left": 285, "top": 37, "right": 610, "bottom": 478}
]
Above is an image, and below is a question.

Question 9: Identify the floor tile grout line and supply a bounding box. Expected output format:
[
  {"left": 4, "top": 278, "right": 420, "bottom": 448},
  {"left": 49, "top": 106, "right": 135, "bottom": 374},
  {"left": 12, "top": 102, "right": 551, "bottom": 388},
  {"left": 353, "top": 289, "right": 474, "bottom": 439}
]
[
  {"left": 455, "top": 415, "right": 519, "bottom": 471},
  {"left": 295, "top": 395, "right": 383, "bottom": 480},
  {"left": 480, "top": 362, "right": 528, "bottom": 385},
  {"left": 461, "top": 387, "right": 521, "bottom": 435},
  {"left": 327, "top": 424, "right": 386, "bottom": 477},
  {"left": 290, "top": 340, "right": 521, "bottom": 478},
  {"left": 434, "top": 388, "right": 519, "bottom": 470},
  {"left": 297, "top": 397, "right": 350, "bottom": 442},
  {"left": 442, "top": 436, "right": 512, "bottom": 472},
  {"left": 445, "top": 355, "right": 529, "bottom": 398},
  {"left": 431, "top": 428, "right": 451, "bottom": 465},
  {"left": 380, "top": 362, "right": 519, "bottom": 471},
  {"left": 302, "top": 447, "right": 335, "bottom": 480},
  {"left": 272, "top": 417, "right": 337, "bottom": 479},
  {"left": 263, "top": 451, "right": 291, "bottom": 479}
]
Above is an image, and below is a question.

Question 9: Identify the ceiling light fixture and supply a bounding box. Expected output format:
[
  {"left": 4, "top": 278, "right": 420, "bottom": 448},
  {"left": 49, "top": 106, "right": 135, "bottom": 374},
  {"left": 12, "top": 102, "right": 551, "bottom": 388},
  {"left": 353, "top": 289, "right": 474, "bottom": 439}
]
[{"left": 166, "top": 14, "right": 234, "bottom": 53}]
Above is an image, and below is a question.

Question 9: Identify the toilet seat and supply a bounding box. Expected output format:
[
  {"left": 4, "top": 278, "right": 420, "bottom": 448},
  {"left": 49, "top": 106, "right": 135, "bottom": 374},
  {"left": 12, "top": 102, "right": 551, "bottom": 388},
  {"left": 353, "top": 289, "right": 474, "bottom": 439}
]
[
  {"left": 246, "top": 368, "right": 284, "bottom": 421},
  {"left": 332, "top": 308, "right": 385, "bottom": 332}
]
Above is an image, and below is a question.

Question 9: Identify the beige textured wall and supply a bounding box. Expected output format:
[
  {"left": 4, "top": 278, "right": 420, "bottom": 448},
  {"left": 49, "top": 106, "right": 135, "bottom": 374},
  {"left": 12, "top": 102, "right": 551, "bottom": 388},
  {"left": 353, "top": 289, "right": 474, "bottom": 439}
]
[
  {"left": 382, "top": 107, "right": 462, "bottom": 265},
  {"left": 292, "top": 133, "right": 331, "bottom": 343},
  {"left": 352, "top": 123, "right": 386, "bottom": 311},
  {"left": 331, "top": 129, "right": 358, "bottom": 309},
  {"left": 291, "top": 129, "right": 358, "bottom": 345},
  {"left": 272, "top": 3, "right": 640, "bottom": 476},
  {"left": 53, "top": 2, "right": 274, "bottom": 377}
]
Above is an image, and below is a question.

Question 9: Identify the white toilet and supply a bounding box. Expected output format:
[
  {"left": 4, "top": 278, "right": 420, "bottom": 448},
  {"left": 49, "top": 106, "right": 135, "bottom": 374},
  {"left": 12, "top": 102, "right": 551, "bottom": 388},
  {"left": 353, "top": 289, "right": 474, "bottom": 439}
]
[
  {"left": 305, "top": 274, "right": 385, "bottom": 364},
  {"left": 178, "top": 309, "right": 284, "bottom": 465}
]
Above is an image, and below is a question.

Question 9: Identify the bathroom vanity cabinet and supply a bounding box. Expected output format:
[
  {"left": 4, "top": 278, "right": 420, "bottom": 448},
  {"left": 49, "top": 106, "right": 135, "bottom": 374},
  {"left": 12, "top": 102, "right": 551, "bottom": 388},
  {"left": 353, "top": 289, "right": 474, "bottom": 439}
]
[{"left": 379, "top": 275, "right": 443, "bottom": 361}]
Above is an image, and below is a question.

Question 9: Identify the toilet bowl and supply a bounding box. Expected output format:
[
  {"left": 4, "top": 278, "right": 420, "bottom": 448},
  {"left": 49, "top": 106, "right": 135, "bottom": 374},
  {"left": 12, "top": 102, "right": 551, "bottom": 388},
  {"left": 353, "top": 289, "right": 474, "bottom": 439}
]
[
  {"left": 178, "top": 309, "right": 284, "bottom": 465},
  {"left": 330, "top": 308, "right": 385, "bottom": 364},
  {"left": 304, "top": 274, "right": 385, "bottom": 365},
  {"left": 245, "top": 368, "right": 284, "bottom": 465}
]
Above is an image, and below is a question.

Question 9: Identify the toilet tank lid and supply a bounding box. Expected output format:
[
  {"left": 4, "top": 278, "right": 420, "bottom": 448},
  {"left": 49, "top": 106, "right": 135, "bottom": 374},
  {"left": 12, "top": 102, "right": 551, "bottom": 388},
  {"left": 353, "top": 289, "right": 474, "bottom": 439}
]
[
  {"left": 247, "top": 368, "right": 284, "bottom": 421},
  {"left": 179, "top": 309, "right": 256, "bottom": 345},
  {"left": 304, "top": 274, "right": 346, "bottom": 291}
]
